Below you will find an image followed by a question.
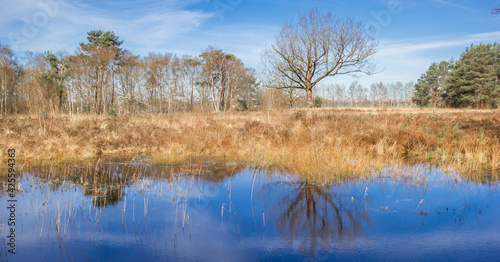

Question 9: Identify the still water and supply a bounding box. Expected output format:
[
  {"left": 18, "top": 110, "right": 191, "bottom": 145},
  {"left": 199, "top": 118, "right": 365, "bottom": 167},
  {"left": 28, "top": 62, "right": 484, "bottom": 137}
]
[{"left": 1, "top": 161, "right": 499, "bottom": 261}]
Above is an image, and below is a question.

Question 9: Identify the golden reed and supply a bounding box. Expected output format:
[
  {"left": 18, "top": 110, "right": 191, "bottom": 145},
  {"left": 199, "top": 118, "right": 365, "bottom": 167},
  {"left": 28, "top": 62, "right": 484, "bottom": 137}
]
[{"left": 1, "top": 108, "right": 498, "bottom": 183}]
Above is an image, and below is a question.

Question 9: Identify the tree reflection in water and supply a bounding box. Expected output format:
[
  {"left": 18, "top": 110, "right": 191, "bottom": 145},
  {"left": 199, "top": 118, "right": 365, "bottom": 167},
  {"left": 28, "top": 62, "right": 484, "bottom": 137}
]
[
  {"left": 263, "top": 180, "right": 370, "bottom": 257},
  {"left": 20, "top": 161, "right": 245, "bottom": 208},
  {"left": 75, "top": 165, "right": 128, "bottom": 207}
]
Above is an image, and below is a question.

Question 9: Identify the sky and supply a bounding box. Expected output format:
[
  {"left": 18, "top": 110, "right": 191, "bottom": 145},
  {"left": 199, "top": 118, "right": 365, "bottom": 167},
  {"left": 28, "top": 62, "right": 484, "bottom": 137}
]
[{"left": 1, "top": 0, "right": 499, "bottom": 88}]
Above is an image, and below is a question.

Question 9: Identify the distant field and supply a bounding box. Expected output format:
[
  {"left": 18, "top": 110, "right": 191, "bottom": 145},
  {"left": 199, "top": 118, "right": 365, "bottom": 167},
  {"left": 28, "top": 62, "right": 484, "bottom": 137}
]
[{"left": 1, "top": 108, "right": 499, "bottom": 183}]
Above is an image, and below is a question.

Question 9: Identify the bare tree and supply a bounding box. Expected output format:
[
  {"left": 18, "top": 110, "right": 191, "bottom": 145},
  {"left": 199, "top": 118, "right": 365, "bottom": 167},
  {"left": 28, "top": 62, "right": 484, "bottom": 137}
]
[
  {"left": 180, "top": 56, "right": 201, "bottom": 110},
  {"left": 283, "top": 87, "right": 304, "bottom": 108},
  {"left": 262, "top": 70, "right": 304, "bottom": 108},
  {"left": 199, "top": 47, "right": 255, "bottom": 112},
  {"left": 356, "top": 85, "right": 367, "bottom": 106},
  {"left": 348, "top": 81, "right": 358, "bottom": 107},
  {"left": 0, "top": 44, "right": 20, "bottom": 114},
  {"left": 199, "top": 47, "right": 234, "bottom": 112},
  {"left": 116, "top": 51, "right": 140, "bottom": 113},
  {"left": 324, "top": 84, "right": 336, "bottom": 107},
  {"left": 492, "top": 5, "right": 500, "bottom": 15},
  {"left": 334, "top": 84, "right": 346, "bottom": 107},
  {"left": 377, "top": 82, "right": 387, "bottom": 107},
  {"left": 369, "top": 83, "right": 379, "bottom": 107},
  {"left": 263, "top": 8, "right": 377, "bottom": 110}
]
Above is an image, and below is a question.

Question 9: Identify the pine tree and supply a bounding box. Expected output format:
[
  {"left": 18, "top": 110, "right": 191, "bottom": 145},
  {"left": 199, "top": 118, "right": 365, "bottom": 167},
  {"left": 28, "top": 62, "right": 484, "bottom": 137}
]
[
  {"left": 40, "top": 52, "right": 71, "bottom": 110},
  {"left": 413, "top": 60, "right": 452, "bottom": 107},
  {"left": 77, "top": 30, "right": 125, "bottom": 113},
  {"left": 443, "top": 43, "right": 500, "bottom": 108},
  {"left": 80, "top": 30, "right": 124, "bottom": 50}
]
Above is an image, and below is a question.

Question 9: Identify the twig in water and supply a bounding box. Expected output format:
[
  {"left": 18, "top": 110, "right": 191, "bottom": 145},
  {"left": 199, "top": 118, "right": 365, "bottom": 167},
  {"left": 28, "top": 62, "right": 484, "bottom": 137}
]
[
  {"left": 221, "top": 204, "right": 226, "bottom": 219},
  {"left": 415, "top": 199, "right": 425, "bottom": 213}
]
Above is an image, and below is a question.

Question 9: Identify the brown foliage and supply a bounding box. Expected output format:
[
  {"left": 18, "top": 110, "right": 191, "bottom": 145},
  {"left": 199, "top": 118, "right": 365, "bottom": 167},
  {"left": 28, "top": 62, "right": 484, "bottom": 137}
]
[{"left": 1, "top": 108, "right": 498, "bottom": 182}]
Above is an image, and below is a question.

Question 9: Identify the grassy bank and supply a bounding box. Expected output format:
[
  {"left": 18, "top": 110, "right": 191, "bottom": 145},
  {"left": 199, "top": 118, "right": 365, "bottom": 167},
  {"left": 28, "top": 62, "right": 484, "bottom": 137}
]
[{"left": 1, "top": 108, "right": 499, "bottom": 183}]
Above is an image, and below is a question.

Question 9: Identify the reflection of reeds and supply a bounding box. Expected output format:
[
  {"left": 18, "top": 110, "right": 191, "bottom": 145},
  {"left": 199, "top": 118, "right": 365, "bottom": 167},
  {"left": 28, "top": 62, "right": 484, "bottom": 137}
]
[
  {"left": 4, "top": 159, "right": 497, "bottom": 261},
  {"left": 13, "top": 161, "right": 233, "bottom": 257}
]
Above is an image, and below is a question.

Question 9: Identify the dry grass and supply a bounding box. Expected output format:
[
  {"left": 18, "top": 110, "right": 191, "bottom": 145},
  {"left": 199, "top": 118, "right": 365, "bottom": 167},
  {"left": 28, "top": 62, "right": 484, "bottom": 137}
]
[{"left": 1, "top": 108, "right": 499, "bottom": 183}]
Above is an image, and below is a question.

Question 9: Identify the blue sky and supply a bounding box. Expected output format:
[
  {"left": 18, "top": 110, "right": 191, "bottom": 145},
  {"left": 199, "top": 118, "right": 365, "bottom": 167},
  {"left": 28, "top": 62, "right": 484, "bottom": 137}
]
[{"left": 1, "top": 0, "right": 499, "bottom": 87}]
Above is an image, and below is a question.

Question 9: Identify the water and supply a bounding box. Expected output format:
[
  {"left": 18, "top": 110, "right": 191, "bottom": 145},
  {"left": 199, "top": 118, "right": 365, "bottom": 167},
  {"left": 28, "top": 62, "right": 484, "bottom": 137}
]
[{"left": 1, "top": 162, "right": 499, "bottom": 261}]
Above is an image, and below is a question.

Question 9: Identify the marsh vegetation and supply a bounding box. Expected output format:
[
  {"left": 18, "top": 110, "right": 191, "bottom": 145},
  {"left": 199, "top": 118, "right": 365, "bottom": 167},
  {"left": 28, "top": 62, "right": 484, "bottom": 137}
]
[{"left": 1, "top": 108, "right": 498, "bottom": 184}]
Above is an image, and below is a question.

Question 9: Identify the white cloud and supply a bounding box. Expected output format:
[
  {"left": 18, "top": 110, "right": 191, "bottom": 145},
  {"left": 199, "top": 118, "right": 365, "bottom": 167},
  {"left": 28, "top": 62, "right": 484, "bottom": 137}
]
[
  {"left": 377, "top": 31, "right": 500, "bottom": 57},
  {"left": 353, "top": 31, "right": 500, "bottom": 87},
  {"left": 1, "top": 0, "right": 214, "bottom": 53},
  {"left": 430, "top": 0, "right": 469, "bottom": 10}
]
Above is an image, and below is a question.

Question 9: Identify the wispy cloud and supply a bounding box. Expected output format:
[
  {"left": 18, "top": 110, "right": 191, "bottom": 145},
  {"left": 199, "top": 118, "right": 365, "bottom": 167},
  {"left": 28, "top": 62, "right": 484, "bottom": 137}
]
[
  {"left": 430, "top": 0, "right": 469, "bottom": 10},
  {"left": 377, "top": 31, "right": 500, "bottom": 57},
  {"left": 1, "top": 0, "right": 214, "bottom": 53}
]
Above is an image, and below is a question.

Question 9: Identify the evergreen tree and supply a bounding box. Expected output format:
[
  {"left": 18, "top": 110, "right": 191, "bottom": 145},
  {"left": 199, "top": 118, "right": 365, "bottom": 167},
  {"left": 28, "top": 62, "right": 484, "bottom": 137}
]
[
  {"left": 80, "top": 30, "right": 124, "bottom": 50},
  {"left": 413, "top": 60, "right": 452, "bottom": 107},
  {"left": 77, "top": 30, "right": 125, "bottom": 113},
  {"left": 40, "top": 52, "right": 71, "bottom": 110},
  {"left": 443, "top": 43, "right": 500, "bottom": 108},
  {"left": 314, "top": 96, "right": 323, "bottom": 107}
]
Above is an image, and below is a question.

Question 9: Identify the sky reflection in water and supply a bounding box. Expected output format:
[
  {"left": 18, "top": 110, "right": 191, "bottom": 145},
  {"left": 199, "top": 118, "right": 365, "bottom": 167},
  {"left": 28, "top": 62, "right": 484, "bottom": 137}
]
[{"left": 1, "top": 163, "right": 499, "bottom": 262}]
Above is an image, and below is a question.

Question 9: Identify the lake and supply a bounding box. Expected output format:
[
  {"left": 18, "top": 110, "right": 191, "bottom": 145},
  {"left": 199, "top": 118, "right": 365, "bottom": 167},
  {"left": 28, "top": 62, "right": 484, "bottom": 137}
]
[{"left": 1, "top": 161, "right": 499, "bottom": 261}]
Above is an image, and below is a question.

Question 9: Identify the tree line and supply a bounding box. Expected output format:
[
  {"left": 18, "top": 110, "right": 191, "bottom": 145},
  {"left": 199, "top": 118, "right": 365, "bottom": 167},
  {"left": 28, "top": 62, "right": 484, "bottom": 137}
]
[
  {"left": 263, "top": 81, "right": 415, "bottom": 109},
  {"left": 413, "top": 43, "right": 500, "bottom": 109},
  {"left": 0, "top": 30, "right": 260, "bottom": 115},
  {"left": 1, "top": 9, "right": 498, "bottom": 115}
]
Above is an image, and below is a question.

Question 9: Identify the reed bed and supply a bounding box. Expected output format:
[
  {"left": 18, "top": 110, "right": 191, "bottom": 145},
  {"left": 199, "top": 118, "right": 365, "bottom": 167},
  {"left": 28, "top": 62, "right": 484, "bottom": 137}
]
[{"left": 1, "top": 108, "right": 498, "bottom": 183}]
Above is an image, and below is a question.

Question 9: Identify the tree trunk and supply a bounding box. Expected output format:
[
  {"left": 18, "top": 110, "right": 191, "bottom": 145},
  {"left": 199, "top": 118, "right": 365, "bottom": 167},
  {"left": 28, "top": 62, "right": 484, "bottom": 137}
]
[
  {"left": 210, "top": 74, "right": 218, "bottom": 112},
  {"left": 111, "top": 69, "right": 115, "bottom": 108},
  {"left": 306, "top": 88, "right": 313, "bottom": 109},
  {"left": 190, "top": 79, "right": 194, "bottom": 110},
  {"left": 306, "top": 88, "right": 313, "bottom": 119},
  {"left": 59, "top": 88, "right": 63, "bottom": 111},
  {"left": 220, "top": 75, "right": 226, "bottom": 112},
  {"left": 1, "top": 78, "right": 5, "bottom": 114}
]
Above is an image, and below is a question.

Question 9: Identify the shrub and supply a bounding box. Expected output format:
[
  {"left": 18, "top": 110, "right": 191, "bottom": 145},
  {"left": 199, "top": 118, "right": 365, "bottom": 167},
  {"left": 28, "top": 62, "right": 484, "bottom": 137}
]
[{"left": 314, "top": 96, "right": 323, "bottom": 108}]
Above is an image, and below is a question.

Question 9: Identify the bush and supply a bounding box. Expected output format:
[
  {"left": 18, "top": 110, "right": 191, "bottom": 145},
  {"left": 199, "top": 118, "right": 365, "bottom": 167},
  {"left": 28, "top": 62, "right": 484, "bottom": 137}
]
[
  {"left": 314, "top": 96, "right": 323, "bottom": 108},
  {"left": 108, "top": 109, "right": 117, "bottom": 117}
]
